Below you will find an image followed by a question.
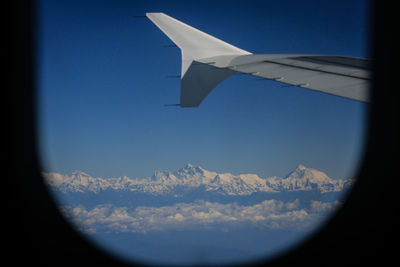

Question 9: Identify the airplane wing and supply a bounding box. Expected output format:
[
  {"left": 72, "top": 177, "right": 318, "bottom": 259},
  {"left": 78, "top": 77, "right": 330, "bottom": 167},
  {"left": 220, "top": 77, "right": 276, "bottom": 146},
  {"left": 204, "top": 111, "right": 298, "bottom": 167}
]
[{"left": 146, "top": 12, "right": 370, "bottom": 107}]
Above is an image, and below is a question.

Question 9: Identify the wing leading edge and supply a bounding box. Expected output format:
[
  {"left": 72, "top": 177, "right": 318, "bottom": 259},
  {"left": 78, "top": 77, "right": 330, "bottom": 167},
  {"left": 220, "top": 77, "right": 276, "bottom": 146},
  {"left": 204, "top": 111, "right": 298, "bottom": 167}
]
[{"left": 146, "top": 12, "right": 370, "bottom": 107}]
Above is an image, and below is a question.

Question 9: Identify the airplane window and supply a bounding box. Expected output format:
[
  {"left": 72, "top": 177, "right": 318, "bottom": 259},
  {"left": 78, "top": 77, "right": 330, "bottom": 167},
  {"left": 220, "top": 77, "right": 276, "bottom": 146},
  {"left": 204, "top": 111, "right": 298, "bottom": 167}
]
[{"left": 37, "top": 0, "right": 370, "bottom": 265}]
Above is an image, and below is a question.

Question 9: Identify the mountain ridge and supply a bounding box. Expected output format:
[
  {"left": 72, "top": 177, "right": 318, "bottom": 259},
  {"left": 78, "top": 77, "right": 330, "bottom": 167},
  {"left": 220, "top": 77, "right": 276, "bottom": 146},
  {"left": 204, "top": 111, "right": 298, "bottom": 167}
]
[{"left": 43, "top": 164, "right": 353, "bottom": 195}]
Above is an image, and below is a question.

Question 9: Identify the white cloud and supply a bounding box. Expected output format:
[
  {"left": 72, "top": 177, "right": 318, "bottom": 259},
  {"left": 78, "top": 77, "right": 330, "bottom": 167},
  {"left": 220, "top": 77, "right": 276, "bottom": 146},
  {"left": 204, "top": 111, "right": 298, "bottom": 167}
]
[
  {"left": 60, "top": 199, "right": 339, "bottom": 234},
  {"left": 310, "top": 200, "right": 341, "bottom": 213}
]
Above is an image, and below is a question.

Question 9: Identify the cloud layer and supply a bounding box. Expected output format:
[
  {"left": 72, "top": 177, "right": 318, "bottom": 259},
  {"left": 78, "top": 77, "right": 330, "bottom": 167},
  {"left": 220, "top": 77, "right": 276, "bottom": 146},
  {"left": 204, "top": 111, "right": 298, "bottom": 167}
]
[{"left": 60, "top": 199, "right": 340, "bottom": 234}]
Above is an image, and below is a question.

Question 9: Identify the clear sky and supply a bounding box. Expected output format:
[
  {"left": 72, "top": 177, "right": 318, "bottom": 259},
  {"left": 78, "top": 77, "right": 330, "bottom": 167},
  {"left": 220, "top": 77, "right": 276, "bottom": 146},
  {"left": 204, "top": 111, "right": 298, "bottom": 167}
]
[{"left": 37, "top": 0, "right": 370, "bottom": 180}]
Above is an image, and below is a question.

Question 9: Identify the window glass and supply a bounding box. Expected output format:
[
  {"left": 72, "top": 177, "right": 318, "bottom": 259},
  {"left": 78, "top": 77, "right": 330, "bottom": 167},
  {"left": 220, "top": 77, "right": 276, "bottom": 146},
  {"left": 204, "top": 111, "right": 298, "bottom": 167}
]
[{"left": 38, "top": 0, "right": 370, "bottom": 265}]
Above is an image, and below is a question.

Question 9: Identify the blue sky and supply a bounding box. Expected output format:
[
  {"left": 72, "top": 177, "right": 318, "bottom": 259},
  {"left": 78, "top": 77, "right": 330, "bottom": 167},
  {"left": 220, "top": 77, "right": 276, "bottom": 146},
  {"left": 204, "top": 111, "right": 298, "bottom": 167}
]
[{"left": 37, "top": 0, "right": 370, "bottom": 179}]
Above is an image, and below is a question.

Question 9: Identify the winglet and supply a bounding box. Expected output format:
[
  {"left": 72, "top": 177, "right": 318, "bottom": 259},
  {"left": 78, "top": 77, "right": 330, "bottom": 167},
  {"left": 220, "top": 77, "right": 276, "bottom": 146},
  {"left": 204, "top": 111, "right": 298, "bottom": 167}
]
[
  {"left": 146, "top": 12, "right": 250, "bottom": 76},
  {"left": 146, "top": 13, "right": 251, "bottom": 107}
]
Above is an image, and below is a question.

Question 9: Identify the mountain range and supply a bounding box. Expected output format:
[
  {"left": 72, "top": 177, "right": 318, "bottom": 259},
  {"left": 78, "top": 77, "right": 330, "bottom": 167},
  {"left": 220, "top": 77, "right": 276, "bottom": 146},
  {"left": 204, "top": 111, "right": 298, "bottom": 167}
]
[
  {"left": 43, "top": 164, "right": 353, "bottom": 196},
  {"left": 43, "top": 164, "right": 353, "bottom": 264}
]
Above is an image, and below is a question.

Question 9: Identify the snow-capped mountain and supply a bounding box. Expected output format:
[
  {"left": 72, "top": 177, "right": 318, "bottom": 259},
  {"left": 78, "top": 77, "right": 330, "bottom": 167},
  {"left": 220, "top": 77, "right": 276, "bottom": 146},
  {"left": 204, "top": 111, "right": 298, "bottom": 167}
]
[
  {"left": 42, "top": 164, "right": 353, "bottom": 195},
  {"left": 266, "top": 164, "right": 352, "bottom": 193}
]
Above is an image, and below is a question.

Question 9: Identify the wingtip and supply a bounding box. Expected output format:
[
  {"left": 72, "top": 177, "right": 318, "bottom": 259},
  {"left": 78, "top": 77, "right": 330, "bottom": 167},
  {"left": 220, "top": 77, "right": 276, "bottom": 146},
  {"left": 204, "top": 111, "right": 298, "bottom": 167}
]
[{"left": 145, "top": 12, "right": 165, "bottom": 18}]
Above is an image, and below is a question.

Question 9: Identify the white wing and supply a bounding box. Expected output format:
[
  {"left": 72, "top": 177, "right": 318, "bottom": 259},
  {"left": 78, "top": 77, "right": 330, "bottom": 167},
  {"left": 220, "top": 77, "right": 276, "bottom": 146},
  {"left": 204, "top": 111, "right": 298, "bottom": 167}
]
[{"left": 146, "top": 12, "right": 370, "bottom": 107}]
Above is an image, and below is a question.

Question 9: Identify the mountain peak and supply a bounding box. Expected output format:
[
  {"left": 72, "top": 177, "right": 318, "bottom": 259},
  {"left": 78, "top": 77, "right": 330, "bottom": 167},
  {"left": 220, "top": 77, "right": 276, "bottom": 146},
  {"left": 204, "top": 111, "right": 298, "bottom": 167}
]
[
  {"left": 296, "top": 164, "right": 307, "bottom": 170},
  {"left": 72, "top": 170, "right": 91, "bottom": 177},
  {"left": 179, "top": 163, "right": 206, "bottom": 173},
  {"left": 286, "top": 165, "right": 332, "bottom": 183}
]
